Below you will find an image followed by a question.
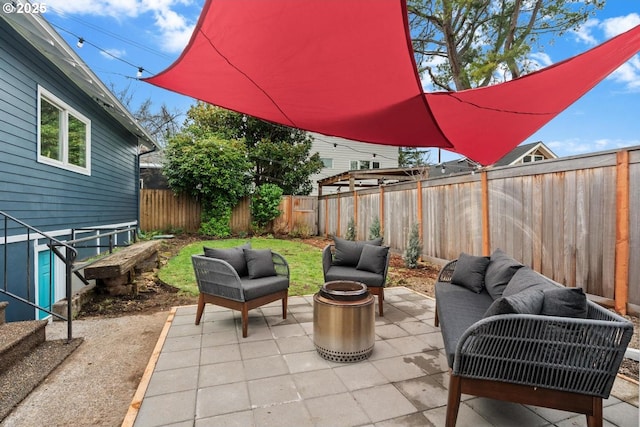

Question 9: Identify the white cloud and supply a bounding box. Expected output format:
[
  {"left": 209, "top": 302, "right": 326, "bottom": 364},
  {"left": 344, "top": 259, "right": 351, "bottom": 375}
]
[
  {"left": 610, "top": 56, "right": 640, "bottom": 91},
  {"left": 100, "top": 48, "right": 126, "bottom": 60},
  {"left": 572, "top": 19, "right": 600, "bottom": 45},
  {"left": 546, "top": 137, "right": 640, "bottom": 156},
  {"left": 47, "top": 0, "right": 196, "bottom": 53},
  {"left": 601, "top": 14, "right": 640, "bottom": 38}
]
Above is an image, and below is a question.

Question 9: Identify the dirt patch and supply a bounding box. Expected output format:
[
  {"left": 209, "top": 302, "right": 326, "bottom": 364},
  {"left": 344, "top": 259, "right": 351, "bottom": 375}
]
[{"left": 78, "top": 234, "right": 639, "bottom": 381}]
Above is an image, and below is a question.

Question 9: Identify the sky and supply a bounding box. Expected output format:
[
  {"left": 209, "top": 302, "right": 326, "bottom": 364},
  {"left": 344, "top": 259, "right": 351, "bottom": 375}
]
[{"left": 38, "top": 0, "right": 640, "bottom": 163}]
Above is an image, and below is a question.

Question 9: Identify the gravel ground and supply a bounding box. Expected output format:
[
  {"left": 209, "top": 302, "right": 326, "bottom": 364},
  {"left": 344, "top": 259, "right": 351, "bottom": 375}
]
[{"left": 1, "top": 312, "right": 168, "bottom": 427}]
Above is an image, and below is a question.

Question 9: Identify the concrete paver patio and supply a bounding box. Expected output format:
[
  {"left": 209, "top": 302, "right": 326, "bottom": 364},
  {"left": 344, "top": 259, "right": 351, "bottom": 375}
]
[{"left": 126, "top": 287, "right": 639, "bottom": 427}]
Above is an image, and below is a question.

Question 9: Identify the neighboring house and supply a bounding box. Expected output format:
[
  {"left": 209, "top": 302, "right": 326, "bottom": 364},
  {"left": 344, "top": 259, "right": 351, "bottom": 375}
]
[
  {"left": 309, "top": 133, "right": 399, "bottom": 195},
  {"left": 140, "top": 150, "right": 170, "bottom": 189},
  {"left": 430, "top": 141, "right": 557, "bottom": 175},
  {"left": 0, "top": 13, "right": 158, "bottom": 321}
]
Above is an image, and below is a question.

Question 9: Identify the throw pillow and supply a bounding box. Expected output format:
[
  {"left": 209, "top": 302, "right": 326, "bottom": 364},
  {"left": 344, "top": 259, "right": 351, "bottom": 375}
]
[
  {"left": 484, "top": 288, "right": 545, "bottom": 317},
  {"left": 333, "top": 236, "right": 383, "bottom": 267},
  {"left": 484, "top": 248, "right": 524, "bottom": 300},
  {"left": 356, "top": 244, "right": 389, "bottom": 274},
  {"left": 450, "top": 252, "right": 491, "bottom": 293},
  {"left": 541, "top": 287, "right": 588, "bottom": 318},
  {"left": 203, "top": 242, "right": 251, "bottom": 276},
  {"left": 502, "top": 267, "right": 557, "bottom": 297},
  {"left": 244, "top": 248, "right": 277, "bottom": 279}
]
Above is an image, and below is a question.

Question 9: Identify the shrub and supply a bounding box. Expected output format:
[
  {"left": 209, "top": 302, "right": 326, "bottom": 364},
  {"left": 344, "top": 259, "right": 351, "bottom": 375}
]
[
  {"left": 404, "top": 222, "right": 421, "bottom": 268},
  {"left": 345, "top": 217, "right": 356, "bottom": 240},
  {"left": 369, "top": 216, "right": 382, "bottom": 241},
  {"left": 251, "top": 183, "right": 283, "bottom": 233}
]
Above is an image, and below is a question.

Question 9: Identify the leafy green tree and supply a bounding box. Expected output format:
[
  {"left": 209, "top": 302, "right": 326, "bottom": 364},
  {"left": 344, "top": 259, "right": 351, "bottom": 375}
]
[
  {"left": 408, "top": 0, "right": 603, "bottom": 90},
  {"left": 163, "top": 116, "right": 252, "bottom": 236},
  {"left": 251, "top": 183, "right": 284, "bottom": 232},
  {"left": 186, "top": 102, "right": 324, "bottom": 195}
]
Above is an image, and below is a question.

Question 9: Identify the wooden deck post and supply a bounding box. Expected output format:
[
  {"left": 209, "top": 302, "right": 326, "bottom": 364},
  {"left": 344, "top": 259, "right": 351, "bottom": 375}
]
[
  {"left": 337, "top": 194, "right": 341, "bottom": 237},
  {"left": 615, "top": 150, "right": 630, "bottom": 315},
  {"left": 481, "top": 171, "right": 491, "bottom": 256},
  {"left": 354, "top": 190, "right": 358, "bottom": 236}
]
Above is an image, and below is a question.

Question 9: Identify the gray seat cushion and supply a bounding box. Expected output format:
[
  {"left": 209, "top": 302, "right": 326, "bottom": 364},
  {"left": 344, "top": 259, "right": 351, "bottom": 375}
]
[
  {"left": 435, "top": 282, "right": 494, "bottom": 368},
  {"left": 325, "top": 265, "right": 385, "bottom": 287},
  {"left": 241, "top": 276, "right": 289, "bottom": 301}
]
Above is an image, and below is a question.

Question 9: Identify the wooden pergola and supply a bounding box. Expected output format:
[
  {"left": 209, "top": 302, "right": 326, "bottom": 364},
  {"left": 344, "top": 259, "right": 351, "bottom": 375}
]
[{"left": 316, "top": 167, "right": 427, "bottom": 196}]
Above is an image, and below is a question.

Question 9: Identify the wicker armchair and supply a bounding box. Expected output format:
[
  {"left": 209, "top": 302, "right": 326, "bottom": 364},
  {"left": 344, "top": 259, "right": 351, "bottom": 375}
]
[
  {"left": 192, "top": 252, "right": 289, "bottom": 337},
  {"left": 434, "top": 259, "right": 633, "bottom": 427}
]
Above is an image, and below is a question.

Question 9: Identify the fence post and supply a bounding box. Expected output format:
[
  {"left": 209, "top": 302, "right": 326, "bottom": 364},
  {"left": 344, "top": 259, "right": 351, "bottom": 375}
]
[
  {"left": 337, "top": 194, "right": 341, "bottom": 237},
  {"left": 417, "top": 180, "right": 423, "bottom": 260},
  {"left": 353, "top": 190, "right": 358, "bottom": 237},
  {"left": 379, "top": 186, "right": 385, "bottom": 236},
  {"left": 481, "top": 171, "right": 490, "bottom": 256},
  {"left": 615, "top": 150, "right": 629, "bottom": 315}
]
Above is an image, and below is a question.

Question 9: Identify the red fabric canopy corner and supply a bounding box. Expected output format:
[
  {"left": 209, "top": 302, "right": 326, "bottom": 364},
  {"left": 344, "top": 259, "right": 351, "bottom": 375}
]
[{"left": 145, "top": 0, "right": 640, "bottom": 165}]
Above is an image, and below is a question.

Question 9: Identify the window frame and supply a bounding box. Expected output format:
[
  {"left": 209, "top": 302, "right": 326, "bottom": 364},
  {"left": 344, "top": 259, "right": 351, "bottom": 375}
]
[{"left": 37, "top": 86, "right": 91, "bottom": 175}]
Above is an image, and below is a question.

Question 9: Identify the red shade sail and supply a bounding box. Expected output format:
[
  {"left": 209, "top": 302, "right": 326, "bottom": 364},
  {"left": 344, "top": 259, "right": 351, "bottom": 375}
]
[{"left": 145, "top": 0, "right": 640, "bottom": 165}]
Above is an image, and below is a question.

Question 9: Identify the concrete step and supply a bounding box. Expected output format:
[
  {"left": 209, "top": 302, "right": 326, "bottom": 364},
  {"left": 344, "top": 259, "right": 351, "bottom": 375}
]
[
  {"left": 0, "top": 337, "right": 82, "bottom": 421},
  {"left": 0, "top": 320, "right": 48, "bottom": 370},
  {"left": 0, "top": 301, "right": 7, "bottom": 325}
]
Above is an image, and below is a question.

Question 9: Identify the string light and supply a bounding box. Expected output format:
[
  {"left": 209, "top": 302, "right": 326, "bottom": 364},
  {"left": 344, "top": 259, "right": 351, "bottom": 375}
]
[
  {"left": 137, "top": 67, "right": 144, "bottom": 78},
  {"left": 76, "top": 37, "right": 84, "bottom": 48}
]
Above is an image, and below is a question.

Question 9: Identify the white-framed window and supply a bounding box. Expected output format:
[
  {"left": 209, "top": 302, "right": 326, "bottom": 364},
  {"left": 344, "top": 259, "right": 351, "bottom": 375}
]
[
  {"left": 350, "top": 160, "right": 380, "bottom": 170},
  {"left": 37, "top": 86, "right": 91, "bottom": 175},
  {"left": 320, "top": 158, "right": 333, "bottom": 168},
  {"left": 523, "top": 154, "right": 544, "bottom": 163}
]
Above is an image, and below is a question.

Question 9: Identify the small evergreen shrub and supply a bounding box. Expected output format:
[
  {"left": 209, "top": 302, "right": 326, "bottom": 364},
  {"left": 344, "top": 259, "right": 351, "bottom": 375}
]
[
  {"left": 404, "top": 222, "right": 421, "bottom": 268},
  {"left": 345, "top": 217, "right": 356, "bottom": 240},
  {"left": 369, "top": 216, "right": 382, "bottom": 241}
]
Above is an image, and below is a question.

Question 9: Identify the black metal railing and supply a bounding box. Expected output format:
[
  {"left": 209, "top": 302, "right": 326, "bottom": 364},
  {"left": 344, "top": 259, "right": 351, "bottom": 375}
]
[
  {"left": 1, "top": 211, "right": 77, "bottom": 342},
  {"left": 0, "top": 211, "right": 138, "bottom": 342}
]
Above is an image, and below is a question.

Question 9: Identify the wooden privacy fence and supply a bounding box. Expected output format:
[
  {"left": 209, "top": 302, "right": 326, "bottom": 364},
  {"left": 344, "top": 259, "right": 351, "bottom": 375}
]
[
  {"left": 140, "top": 191, "right": 318, "bottom": 236},
  {"left": 318, "top": 147, "right": 640, "bottom": 315},
  {"left": 140, "top": 189, "right": 201, "bottom": 233}
]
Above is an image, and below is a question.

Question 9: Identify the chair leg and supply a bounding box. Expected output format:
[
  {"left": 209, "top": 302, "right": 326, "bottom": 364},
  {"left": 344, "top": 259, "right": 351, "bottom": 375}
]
[
  {"left": 446, "top": 374, "right": 462, "bottom": 427},
  {"left": 241, "top": 304, "right": 249, "bottom": 338},
  {"left": 434, "top": 306, "right": 440, "bottom": 327},
  {"left": 282, "top": 294, "right": 288, "bottom": 319},
  {"left": 378, "top": 288, "right": 384, "bottom": 316},
  {"left": 586, "top": 398, "right": 603, "bottom": 427},
  {"left": 195, "top": 294, "right": 205, "bottom": 325}
]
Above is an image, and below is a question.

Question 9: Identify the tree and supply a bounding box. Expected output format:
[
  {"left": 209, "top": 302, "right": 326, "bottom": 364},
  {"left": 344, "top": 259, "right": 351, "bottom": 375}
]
[
  {"left": 186, "top": 102, "right": 324, "bottom": 195},
  {"left": 407, "top": 0, "right": 604, "bottom": 90},
  {"left": 398, "top": 147, "right": 432, "bottom": 168},
  {"left": 251, "top": 183, "right": 284, "bottom": 233},
  {"left": 404, "top": 222, "right": 422, "bottom": 269},
  {"left": 163, "top": 107, "right": 253, "bottom": 236},
  {"left": 109, "top": 83, "right": 182, "bottom": 147}
]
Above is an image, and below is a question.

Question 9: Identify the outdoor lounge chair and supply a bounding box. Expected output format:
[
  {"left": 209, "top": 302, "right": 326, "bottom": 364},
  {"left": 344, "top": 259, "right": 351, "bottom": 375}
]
[
  {"left": 192, "top": 245, "right": 289, "bottom": 337},
  {"left": 322, "top": 237, "right": 390, "bottom": 315}
]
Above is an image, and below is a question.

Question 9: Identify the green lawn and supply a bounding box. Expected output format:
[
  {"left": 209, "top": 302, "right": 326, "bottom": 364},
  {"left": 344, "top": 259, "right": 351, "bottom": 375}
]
[{"left": 158, "top": 238, "right": 325, "bottom": 296}]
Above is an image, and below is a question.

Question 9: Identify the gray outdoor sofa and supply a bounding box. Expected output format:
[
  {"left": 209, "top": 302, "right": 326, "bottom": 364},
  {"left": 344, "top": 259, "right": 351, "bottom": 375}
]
[{"left": 434, "top": 249, "right": 633, "bottom": 427}]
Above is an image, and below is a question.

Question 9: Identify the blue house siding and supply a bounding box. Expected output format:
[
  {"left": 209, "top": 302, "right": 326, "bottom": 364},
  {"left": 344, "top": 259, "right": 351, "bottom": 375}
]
[{"left": 1, "top": 19, "right": 144, "bottom": 320}]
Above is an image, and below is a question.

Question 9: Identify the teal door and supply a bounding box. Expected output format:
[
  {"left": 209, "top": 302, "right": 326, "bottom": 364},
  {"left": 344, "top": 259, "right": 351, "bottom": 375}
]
[{"left": 37, "top": 250, "right": 55, "bottom": 320}]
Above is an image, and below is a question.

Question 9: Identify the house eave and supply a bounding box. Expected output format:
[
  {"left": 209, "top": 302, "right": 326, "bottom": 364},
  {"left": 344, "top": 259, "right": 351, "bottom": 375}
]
[{"left": 1, "top": 6, "right": 160, "bottom": 151}]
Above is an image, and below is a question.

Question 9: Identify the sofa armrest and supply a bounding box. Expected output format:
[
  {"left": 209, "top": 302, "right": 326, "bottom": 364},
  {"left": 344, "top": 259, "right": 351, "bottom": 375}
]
[
  {"left": 322, "top": 245, "right": 334, "bottom": 277},
  {"left": 272, "top": 251, "right": 290, "bottom": 279},
  {"left": 453, "top": 307, "right": 633, "bottom": 398},
  {"left": 436, "top": 259, "right": 457, "bottom": 283},
  {"left": 191, "top": 255, "right": 244, "bottom": 301}
]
